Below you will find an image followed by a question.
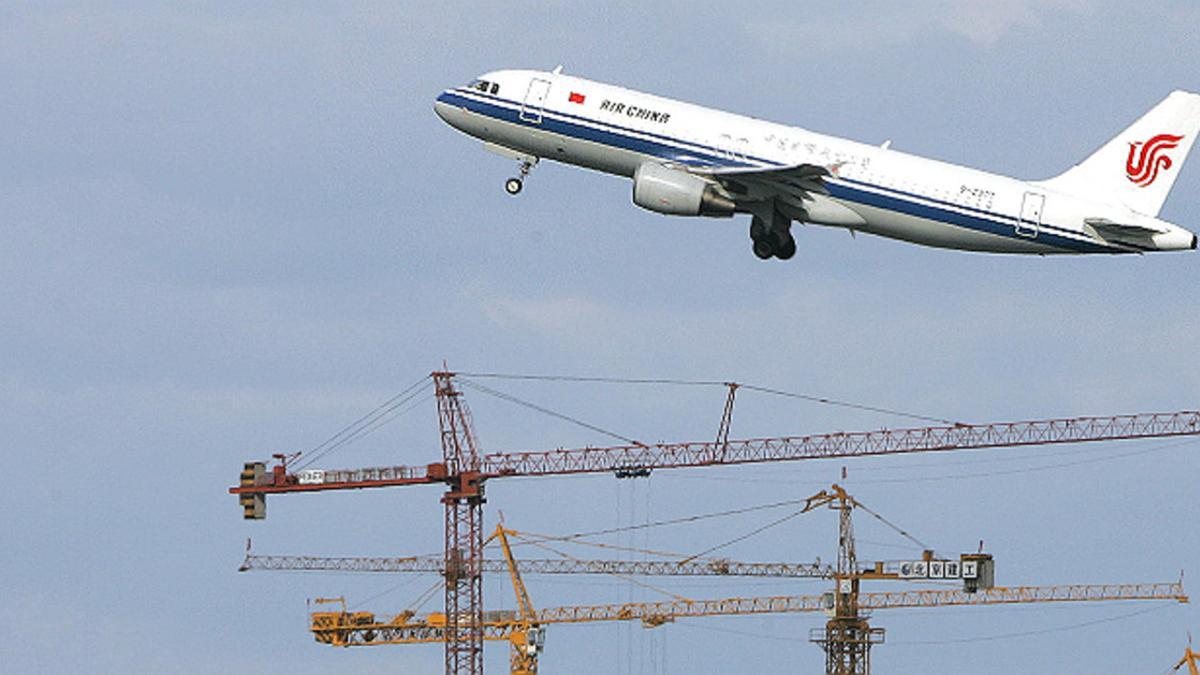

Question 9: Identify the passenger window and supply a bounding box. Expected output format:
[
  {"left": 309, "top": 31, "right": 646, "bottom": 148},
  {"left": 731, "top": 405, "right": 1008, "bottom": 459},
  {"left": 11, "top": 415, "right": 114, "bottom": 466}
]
[{"left": 490, "top": 83, "right": 499, "bottom": 95}]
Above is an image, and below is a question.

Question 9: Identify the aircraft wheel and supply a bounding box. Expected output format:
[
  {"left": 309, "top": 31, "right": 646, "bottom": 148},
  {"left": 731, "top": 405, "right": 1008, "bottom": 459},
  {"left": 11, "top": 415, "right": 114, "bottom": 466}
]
[
  {"left": 749, "top": 216, "right": 767, "bottom": 241},
  {"left": 504, "top": 178, "right": 523, "bottom": 195},
  {"left": 775, "top": 234, "right": 797, "bottom": 260},
  {"left": 752, "top": 237, "right": 775, "bottom": 260}
]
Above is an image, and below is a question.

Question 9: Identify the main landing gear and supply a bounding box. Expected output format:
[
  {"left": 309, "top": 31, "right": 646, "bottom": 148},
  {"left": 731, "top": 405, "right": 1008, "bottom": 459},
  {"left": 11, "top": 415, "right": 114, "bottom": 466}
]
[
  {"left": 504, "top": 158, "right": 537, "bottom": 196},
  {"left": 750, "top": 215, "right": 796, "bottom": 260}
]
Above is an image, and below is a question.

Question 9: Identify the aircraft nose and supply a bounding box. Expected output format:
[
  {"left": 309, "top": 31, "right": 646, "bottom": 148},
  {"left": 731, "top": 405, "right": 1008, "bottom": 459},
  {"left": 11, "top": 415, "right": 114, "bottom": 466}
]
[
  {"left": 433, "top": 91, "right": 454, "bottom": 123},
  {"left": 1191, "top": 233, "right": 1197, "bottom": 250}
]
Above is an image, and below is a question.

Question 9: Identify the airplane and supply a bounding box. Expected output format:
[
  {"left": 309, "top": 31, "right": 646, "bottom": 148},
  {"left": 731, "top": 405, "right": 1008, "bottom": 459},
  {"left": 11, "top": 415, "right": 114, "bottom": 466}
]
[{"left": 434, "top": 66, "right": 1199, "bottom": 260}]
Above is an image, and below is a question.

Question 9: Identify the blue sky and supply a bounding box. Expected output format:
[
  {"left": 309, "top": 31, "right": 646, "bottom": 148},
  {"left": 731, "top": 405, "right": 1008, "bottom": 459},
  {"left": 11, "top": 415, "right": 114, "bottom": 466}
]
[{"left": 3, "top": 1, "right": 1199, "bottom": 673}]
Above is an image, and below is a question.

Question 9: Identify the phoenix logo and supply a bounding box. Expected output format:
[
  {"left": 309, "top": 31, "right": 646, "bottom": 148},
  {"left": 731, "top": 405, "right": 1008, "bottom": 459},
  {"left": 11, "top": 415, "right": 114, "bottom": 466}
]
[{"left": 1126, "top": 133, "right": 1184, "bottom": 187}]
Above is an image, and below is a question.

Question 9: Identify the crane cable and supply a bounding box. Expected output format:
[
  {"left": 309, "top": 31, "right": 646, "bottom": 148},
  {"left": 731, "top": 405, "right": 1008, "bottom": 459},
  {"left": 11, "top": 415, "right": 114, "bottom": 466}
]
[
  {"left": 851, "top": 498, "right": 934, "bottom": 555},
  {"left": 297, "top": 370, "right": 961, "bottom": 469},
  {"left": 458, "top": 378, "right": 646, "bottom": 446},
  {"left": 852, "top": 435, "right": 1200, "bottom": 485},
  {"left": 294, "top": 376, "right": 433, "bottom": 471},
  {"left": 319, "top": 501, "right": 792, "bottom": 570},
  {"left": 402, "top": 580, "right": 444, "bottom": 614},
  {"left": 512, "top": 533, "right": 694, "bottom": 603},
  {"left": 671, "top": 601, "right": 1178, "bottom": 647},
  {"left": 676, "top": 508, "right": 812, "bottom": 565},
  {"left": 299, "top": 391, "right": 434, "bottom": 470},
  {"left": 737, "top": 383, "right": 959, "bottom": 425},
  {"left": 345, "top": 576, "right": 433, "bottom": 612},
  {"left": 897, "top": 602, "right": 1176, "bottom": 645},
  {"left": 511, "top": 530, "right": 695, "bottom": 560},
  {"left": 457, "top": 371, "right": 960, "bottom": 425},
  {"left": 510, "top": 496, "right": 826, "bottom": 547}
]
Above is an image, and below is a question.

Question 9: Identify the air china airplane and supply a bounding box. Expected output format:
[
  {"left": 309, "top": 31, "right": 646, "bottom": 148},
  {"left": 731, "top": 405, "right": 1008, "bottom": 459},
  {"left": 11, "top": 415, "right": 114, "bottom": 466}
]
[{"left": 434, "top": 67, "right": 1199, "bottom": 259}]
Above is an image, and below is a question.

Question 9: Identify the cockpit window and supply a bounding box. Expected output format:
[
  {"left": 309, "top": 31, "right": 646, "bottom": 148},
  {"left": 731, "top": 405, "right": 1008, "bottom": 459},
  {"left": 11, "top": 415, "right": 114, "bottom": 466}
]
[{"left": 466, "top": 79, "right": 499, "bottom": 95}]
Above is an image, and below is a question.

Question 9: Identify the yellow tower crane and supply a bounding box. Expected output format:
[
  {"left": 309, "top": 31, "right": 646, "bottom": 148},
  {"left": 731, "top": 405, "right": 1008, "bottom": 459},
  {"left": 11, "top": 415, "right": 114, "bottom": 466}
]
[
  {"left": 494, "top": 525, "right": 541, "bottom": 675},
  {"left": 1175, "top": 636, "right": 1200, "bottom": 675},
  {"left": 301, "top": 487, "right": 1188, "bottom": 674},
  {"left": 310, "top": 581, "right": 1187, "bottom": 668}
]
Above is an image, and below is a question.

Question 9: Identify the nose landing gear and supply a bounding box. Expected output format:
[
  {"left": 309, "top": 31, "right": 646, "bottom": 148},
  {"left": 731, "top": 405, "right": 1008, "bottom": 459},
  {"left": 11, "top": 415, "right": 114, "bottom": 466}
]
[{"left": 504, "top": 158, "right": 537, "bottom": 196}]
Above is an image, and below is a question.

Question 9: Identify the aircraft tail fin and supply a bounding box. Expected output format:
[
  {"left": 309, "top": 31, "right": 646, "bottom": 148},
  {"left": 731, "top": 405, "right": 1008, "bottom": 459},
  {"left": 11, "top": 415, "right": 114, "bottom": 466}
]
[{"left": 1038, "top": 90, "right": 1200, "bottom": 217}]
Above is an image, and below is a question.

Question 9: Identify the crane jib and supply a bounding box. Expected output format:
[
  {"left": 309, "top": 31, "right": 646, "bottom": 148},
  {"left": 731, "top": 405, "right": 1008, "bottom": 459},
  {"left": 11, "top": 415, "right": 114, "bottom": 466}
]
[{"left": 231, "top": 411, "right": 1200, "bottom": 496}]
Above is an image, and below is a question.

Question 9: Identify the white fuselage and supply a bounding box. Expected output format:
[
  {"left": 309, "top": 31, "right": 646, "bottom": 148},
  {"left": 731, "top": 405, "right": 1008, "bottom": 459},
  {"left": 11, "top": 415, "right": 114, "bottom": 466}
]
[{"left": 435, "top": 70, "right": 1196, "bottom": 255}]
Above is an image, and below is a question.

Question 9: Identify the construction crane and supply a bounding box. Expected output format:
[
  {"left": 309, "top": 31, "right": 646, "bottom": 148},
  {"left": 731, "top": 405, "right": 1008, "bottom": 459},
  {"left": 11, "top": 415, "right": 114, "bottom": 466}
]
[
  {"left": 239, "top": 542, "right": 836, "bottom": 579},
  {"left": 1176, "top": 637, "right": 1200, "bottom": 675},
  {"left": 230, "top": 371, "right": 1200, "bottom": 674},
  {"left": 309, "top": 582, "right": 1188, "bottom": 647},
  {"left": 298, "top": 486, "right": 1187, "bottom": 674}
]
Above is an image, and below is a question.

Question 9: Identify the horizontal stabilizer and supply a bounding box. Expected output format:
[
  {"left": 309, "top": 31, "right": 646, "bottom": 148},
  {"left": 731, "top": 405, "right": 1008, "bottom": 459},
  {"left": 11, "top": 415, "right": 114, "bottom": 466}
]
[{"left": 1084, "top": 217, "right": 1165, "bottom": 247}]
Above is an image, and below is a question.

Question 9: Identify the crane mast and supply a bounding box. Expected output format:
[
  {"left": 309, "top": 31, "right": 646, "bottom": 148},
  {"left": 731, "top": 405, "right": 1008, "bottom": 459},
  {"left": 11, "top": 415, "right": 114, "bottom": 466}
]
[
  {"left": 434, "top": 372, "right": 486, "bottom": 675},
  {"left": 810, "top": 485, "right": 883, "bottom": 675},
  {"left": 494, "top": 526, "right": 542, "bottom": 674},
  {"left": 1176, "top": 641, "right": 1200, "bottom": 675}
]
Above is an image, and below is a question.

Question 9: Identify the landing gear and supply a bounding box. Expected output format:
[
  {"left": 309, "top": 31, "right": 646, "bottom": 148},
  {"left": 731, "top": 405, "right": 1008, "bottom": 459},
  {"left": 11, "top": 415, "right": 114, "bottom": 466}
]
[
  {"left": 752, "top": 237, "right": 775, "bottom": 260},
  {"left": 504, "top": 158, "right": 537, "bottom": 196},
  {"left": 750, "top": 217, "right": 767, "bottom": 242},
  {"left": 749, "top": 214, "right": 796, "bottom": 260},
  {"left": 775, "top": 235, "right": 797, "bottom": 260}
]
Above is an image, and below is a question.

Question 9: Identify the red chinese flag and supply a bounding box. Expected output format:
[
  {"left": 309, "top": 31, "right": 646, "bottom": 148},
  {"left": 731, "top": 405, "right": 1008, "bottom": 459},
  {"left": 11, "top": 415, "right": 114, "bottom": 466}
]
[{"left": 568, "top": 91, "right": 586, "bottom": 104}]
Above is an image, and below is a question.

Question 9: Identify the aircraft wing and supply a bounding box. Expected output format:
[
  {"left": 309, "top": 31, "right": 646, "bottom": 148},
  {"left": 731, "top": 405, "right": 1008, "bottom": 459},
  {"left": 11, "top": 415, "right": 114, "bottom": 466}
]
[{"left": 693, "top": 163, "right": 832, "bottom": 205}]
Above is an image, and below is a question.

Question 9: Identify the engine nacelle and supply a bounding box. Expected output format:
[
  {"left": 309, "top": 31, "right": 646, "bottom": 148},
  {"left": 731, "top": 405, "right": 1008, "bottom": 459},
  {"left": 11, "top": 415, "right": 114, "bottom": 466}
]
[{"left": 632, "top": 163, "right": 735, "bottom": 217}]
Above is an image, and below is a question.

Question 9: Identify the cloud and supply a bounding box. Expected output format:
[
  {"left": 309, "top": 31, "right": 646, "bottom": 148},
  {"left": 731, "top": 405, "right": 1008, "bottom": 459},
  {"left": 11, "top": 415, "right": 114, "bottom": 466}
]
[
  {"left": 941, "top": 0, "right": 1092, "bottom": 44},
  {"left": 743, "top": 0, "right": 1093, "bottom": 51}
]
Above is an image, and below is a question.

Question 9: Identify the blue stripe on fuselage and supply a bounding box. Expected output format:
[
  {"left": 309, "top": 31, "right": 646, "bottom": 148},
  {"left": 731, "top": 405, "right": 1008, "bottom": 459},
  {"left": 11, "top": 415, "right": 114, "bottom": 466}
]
[
  {"left": 438, "top": 90, "right": 1121, "bottom": 254},
  {"left": 823, "top": 181, "right": 1114, "bottom": 253},
  {"left": 439, "top": 90, "right": 762, "bottom": 169}
]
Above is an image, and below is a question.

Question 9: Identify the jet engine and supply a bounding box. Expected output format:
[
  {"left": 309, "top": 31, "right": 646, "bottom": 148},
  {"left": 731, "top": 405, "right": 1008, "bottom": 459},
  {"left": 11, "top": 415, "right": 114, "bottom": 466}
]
[{"left": 632, "top": 162, "right": 736, "bottom": 217}]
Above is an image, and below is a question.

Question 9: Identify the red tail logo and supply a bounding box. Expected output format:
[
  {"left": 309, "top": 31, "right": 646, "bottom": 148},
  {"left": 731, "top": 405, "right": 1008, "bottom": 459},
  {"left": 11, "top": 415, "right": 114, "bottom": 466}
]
[{"left": 1126, "top": 133, "right": 1184, "bottom": 187}]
